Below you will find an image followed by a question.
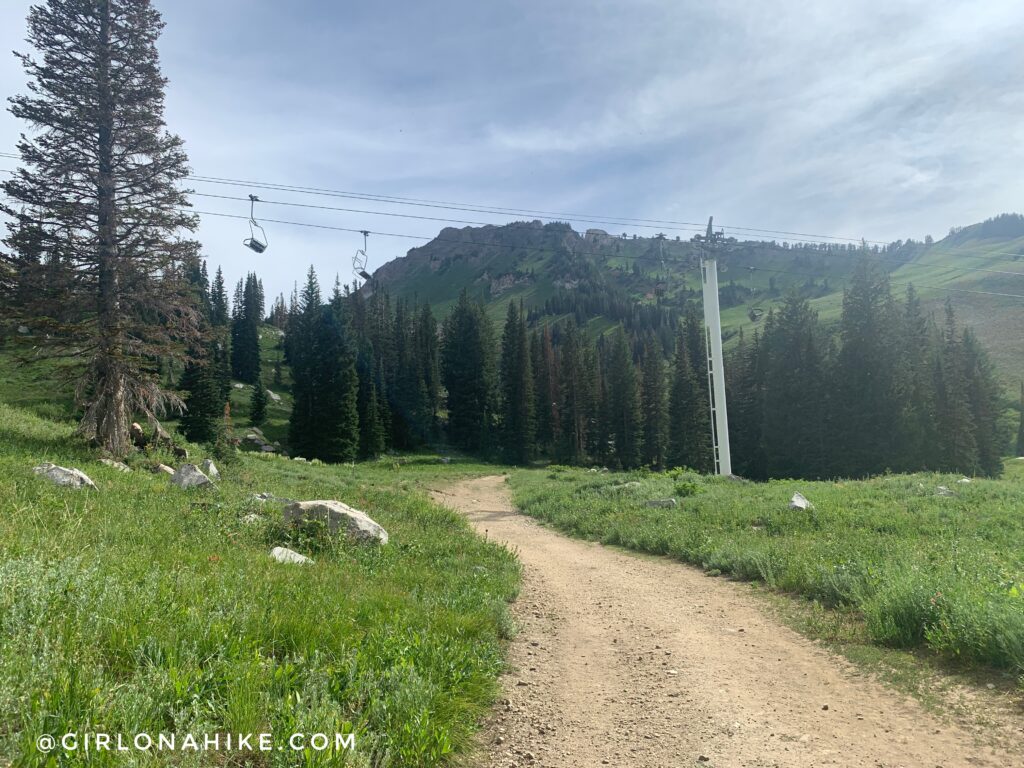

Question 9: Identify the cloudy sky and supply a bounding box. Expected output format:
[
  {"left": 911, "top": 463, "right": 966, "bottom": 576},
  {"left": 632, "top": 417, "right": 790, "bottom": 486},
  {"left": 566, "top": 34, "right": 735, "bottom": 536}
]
[{"left": 1, "top": 0, "right": 1022, "bottom": 300}]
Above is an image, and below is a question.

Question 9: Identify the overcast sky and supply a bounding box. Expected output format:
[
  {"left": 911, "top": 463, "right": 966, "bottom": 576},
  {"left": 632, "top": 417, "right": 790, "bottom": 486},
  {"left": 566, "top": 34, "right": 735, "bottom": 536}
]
[{"left": 1, "top": 0, "right": 1022, "bottom": 301}]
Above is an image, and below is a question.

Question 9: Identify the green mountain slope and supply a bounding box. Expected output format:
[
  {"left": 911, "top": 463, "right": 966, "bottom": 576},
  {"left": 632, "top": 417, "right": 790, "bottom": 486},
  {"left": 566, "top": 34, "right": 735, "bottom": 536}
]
[{"left": 372, "top": 216, "right": 1024, "bottom": 384}]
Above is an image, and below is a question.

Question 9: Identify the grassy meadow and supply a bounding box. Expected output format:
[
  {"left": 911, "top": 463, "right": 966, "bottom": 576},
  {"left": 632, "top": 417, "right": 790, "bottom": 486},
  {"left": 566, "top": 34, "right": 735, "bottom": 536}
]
[
  {"left": 0, "top": 391, "right": 520, "bottom": 766},
  {"left": 509, "top": 465, "right": 1024, "bottom": 684}
]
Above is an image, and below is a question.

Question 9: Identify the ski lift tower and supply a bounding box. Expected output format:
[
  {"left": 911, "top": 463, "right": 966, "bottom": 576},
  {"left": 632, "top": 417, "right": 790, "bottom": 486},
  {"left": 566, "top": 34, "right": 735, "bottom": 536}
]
[{"left": 695, "top": 216, "right": 732, "bottom": 476}]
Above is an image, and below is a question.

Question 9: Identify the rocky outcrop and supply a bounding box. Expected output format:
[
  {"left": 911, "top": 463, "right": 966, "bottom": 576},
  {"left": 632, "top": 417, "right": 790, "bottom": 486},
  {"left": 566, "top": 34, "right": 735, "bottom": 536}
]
[{"left": 283, "top": 500, "right": 388, "bottom": 544}]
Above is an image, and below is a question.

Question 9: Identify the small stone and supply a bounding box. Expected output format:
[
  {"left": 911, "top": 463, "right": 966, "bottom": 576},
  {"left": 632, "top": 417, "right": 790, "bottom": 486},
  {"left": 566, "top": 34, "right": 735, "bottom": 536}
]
[
  {"left": 789, "top": 492, "right": 814, "bottom": 510},
  {"left": 154, "top": 463, "right": 175, "bottom": 475},
  {"left": 99, "top": 458, "right": 131, "bottom": 473},
  {"left": 200, "top": 458, "right": 220, "bottom": 480},
  {"left": 270, "top": 546, "right": 312, "bottom": 565},
  {"left": 822, "top": 704, "right": 829, "bottom": 710}
]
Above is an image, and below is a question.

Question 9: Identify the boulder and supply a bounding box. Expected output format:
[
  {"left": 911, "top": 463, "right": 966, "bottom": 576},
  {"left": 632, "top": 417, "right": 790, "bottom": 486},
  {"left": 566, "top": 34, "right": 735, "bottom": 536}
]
[
  {"left": 956, "top": 477, "right": 972, "bottom": 484},
  {"left": 936, "top": 485, "right": 955, "bottom": 497},
  {"left": 260, "top": 445, "right": 277, "bottom": 453},
  {"left": 169, "top": 463, "right": 212, "bottom": 489},
  {"left": 266, "top": 389, "right": 282, "bottom": 403},
  {"left": 646, "top": 498, "right": 678, "bottom": 508},
  {"left": 152, "top": 423, "right": 173, "bottom": 445},
  {"left": 153, "top": 463, "right": 175, "bottom": 475},
  {"left": 789, "top": 492, "right": 814, "bottom": 511},
  {"left": 33, "top": 463, "right": 96, "bottom": 489},
  {"left": 172, "top": 444, "right": 188, "bottom": 460},
  {"left": 200, "top": 458, "right": 220, "bottom": 480},
  {"left": 270, "top": 546, "right": 313, "bottom": 565},
  {"left": 283, "top": 500, "right": 389, "bottom": 545},
  {"left": 99, "top": 458, "right": 131, "bottom": 473},
  {"left": 129, "top": 422, "right": 147, "bottom": 448},
  {"left": 17, "top": 325, "right": 30, "bottom": 335},
  {"left": 293, "top": 457, "right": 307, "bottom": 462}
]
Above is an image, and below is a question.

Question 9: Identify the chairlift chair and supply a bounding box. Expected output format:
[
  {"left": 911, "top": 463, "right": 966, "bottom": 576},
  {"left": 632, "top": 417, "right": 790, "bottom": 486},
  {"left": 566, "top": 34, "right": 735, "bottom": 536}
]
[
  {"left": 243, "top": 194, "right": 268, "bottom": 253},
  {"left": 353, "top": 230, "right": 372, "bottom": 281}
]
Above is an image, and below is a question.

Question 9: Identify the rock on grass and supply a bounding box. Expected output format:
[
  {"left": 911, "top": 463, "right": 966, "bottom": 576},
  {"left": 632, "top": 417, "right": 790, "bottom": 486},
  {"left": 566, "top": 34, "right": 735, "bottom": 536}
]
[
  {"left": 283, "top": 500, "right": 389, "bottom": 545},
  {"left": 33, "top": 463, "right": 96, "bottom": 489}
]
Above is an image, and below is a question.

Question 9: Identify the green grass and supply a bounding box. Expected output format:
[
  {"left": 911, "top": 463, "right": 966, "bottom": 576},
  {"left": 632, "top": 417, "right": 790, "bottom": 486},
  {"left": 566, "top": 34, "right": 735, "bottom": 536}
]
[
  {"left": 509, "top": 465, "right": 1024, "bottom": 684},
  {"left": 0, "top": 398, "right": 520, "bottom": 766}
]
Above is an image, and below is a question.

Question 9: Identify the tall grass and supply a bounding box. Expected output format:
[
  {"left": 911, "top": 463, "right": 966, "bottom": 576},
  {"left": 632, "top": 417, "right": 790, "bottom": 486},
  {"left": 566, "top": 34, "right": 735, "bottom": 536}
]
[
  {"left": 0, "top": 401, "right": 519, "bottom": 766},
  {"left": 510, "top": 465, "right": 1024, "bottom": 683}
]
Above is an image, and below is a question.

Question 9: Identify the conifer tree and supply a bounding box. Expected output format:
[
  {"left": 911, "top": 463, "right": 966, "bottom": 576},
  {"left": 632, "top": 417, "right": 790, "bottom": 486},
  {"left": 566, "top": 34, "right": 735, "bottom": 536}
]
[
  {"left": 933, "top": 300, "right": 978, "bottom": 473},
  {"left": 0, "top": 0, "right": 201, "bottom": 455},
  {"left": 441, "top": 290, "right": 495, "bottom": 453},
  {"left": 531, "top": 326, "right": 559, "bottom": 453},
  {"left": 761, "top": 295, "right": 828, "bottom": 478},
  {"left": 557, "top": 322, "right": 591, "bottom": 464},
  {"left": 179, "top": 258, "right": 226, "bottom": 444},
  {"left": 834, "top": 259, "right": 900, "bottom": 475},
  {"left": 667, "top": 326, "right": 712, "bottom": 471},
  {"left": 604, "top": 327, "right": 641, "bottom": 468},
  {"left": 499, "top": 302, "right": 535, "bottom": 464},
  {"left": 640, "top": 342, "right": 668, "bottom": 469},
  {"left": 249, "top": 371, "right": 267, "bottom": 427}
]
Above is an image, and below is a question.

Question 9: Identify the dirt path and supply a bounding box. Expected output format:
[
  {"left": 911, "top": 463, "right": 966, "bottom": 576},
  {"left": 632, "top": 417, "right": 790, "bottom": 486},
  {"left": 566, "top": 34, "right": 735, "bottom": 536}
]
[{"left": 432, "top": 476, "right": 1023, "bottom": 768}]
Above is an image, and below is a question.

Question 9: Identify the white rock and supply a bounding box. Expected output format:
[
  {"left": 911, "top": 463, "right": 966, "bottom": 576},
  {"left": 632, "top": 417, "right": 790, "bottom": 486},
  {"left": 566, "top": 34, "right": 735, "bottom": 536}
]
[
  {"left": 956, "top": 477, "right": 972, "bottom": 484},
  {"left": 789, "top": 492, "right": 814, "bottom": 511},
  {"left": 233, "top": 382, "right": 245, "bottom": 390},
  {"left": 169, "top": 463, "right": 212, "bottom": 489},
  {"left": 33, "top": 463, "right": 96, "bottom": 489},
  {"left": 17, "top": 325, "right": 30, "bottom": 334},
  {"left": 154, "top": 464, "right": 175, "bottom": 475},
  {"left": 270, "top": 546, "right": 313, "bottom": 565},
  {"left": 283, "top": 500, "right": 389, "bottom": 544},
  {"left": 936, "top": 485, "right": 955, "bottom": 497},
  {"left": 99, "top": 458, "right": 131, "bottom": 473},
  {"left": 266, "top": 389, "right": 282, "bottom": 403},
  {"left": 200, "top": 458, "right": 220, "bottom": 480},
  {"left": 293, "top": 457, "right": 307, "bottom": 462},
  {"left": 241, "top": 513, "right": 263, "bottom": 525},
  {"left": 646, "top": 498, "right": 678, "bottom": 508}
]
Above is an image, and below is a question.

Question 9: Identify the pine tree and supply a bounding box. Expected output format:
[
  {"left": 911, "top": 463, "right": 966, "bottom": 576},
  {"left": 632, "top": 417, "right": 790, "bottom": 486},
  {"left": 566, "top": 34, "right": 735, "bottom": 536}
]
[
  {"left": 893, "top": 284, "right": 938, "bottom": 471},
  {"left": 249, "top": 371, "right": 267, "bottom": 427},
  {"left": 604, "top": 327, "right": 641, "bottom": 469},
  {"left": 441, "top": 290, "right": 496, "bottom": 453},
  {"left": 557, "top": 322, "right": 592, "bottom": 464},
  {"left": 667, "top": 326, "right": 712, "bottom": 471},
  {"left": 933, "top": 300, "right": 978, "bottom": 473},
  {"left": 961, "top": 328, "right": 1003, "bottom": 477},
  {"left": 499, "top": 302, "right": 535, "bottom": 464},
  {"left": 288, "top": 267, "right": 322, "bottom": 457},
  {"left": 531, "top": 326, "right": 559, "bottom": 453},
  {"left": 761, "top": 295, "right": 829, "bottom": 479},
  {"left": 833, "top": 259, "right": 900, "bottom": 476},
  {"left": 179, "top": 258, "right": 225, "bottom": 444},
  {"left": 639, "top": 342, "right": 668, "bottom": 469},
  {"left": 0, "top": 0, "right": 201, "bottom": 455}
]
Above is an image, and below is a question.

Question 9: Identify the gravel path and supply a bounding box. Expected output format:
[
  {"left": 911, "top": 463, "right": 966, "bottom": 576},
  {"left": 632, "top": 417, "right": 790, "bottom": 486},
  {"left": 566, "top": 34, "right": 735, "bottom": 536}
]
[{"left": 432, "top": 475, "right": 1022, "bottom": 768}]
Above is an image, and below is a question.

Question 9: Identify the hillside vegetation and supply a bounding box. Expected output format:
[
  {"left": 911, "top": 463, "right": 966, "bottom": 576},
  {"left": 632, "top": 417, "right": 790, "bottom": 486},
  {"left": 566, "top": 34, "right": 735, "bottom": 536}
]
[
  {"left": 509, "top": 466, "right": 1024, "bottom": 684},
  {"left": 0, "top": 389, "right": 519, "bottom": 766},
  {"left": 373, "top": 216, "right": 1024, "bottom": 385}
]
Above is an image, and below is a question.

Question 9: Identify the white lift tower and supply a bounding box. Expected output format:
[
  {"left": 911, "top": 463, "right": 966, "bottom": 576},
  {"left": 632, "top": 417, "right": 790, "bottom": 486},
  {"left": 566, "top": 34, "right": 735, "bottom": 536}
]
[{"left": 697, "top": 217, "right": 732, "bottom": 477}]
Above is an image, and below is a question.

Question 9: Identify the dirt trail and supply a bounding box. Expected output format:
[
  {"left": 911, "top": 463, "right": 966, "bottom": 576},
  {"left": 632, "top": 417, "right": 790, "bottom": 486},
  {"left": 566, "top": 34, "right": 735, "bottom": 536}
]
[{"left": 432, "top": 476, "right": 1022, "bottom": 768}]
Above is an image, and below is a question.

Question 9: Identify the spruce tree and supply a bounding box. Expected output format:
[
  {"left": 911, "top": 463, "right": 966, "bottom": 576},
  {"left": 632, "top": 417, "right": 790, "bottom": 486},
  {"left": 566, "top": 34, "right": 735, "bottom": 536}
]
[
  {"left": 249, "top": 371, "right": 267, "bottom": 427},
  {"left": 667, "top": 326, "right": 712, "bottom": 472},
  {"left": 0, "top": 0, "right": 201, "bottom": 455},
  {"left": 441, "top": 290, "right": 495, "bottom": 453},
  {"left": 179, "top": 258, "right": 225, "bottom": 444},
  {"left": 933, "top": 300, "right": 978, "bottom": 473},
  {"left": 499, "top": 302, "right": 535, "bottom": 464},
  {"left": 557, "top": 322, "right": 591, "bottom": 464},
  {"left": 604, "top": 327, "right": 641, "bottom": 469},
  {"left": 834, "top": 259, "right": 900, "bottom": 476},
  {"left": 640, "top": 343, "right": 668, "bottom": 469}
]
